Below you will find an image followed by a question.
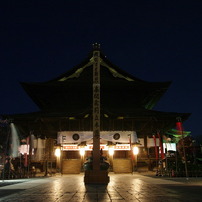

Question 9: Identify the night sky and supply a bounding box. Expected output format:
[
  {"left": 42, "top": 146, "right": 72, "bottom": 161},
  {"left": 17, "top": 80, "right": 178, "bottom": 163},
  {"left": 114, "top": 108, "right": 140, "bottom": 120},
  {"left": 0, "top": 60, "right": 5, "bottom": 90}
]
[{"left": 0, "top": 1, "right": 202, "bottom": 140}]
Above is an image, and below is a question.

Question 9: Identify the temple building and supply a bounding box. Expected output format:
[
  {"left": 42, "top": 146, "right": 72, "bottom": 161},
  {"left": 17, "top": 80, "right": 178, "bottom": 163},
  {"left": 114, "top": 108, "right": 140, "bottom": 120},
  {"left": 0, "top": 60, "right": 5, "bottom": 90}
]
[{"left": 2, "top": 45, "right": 190, "bottom": 174}]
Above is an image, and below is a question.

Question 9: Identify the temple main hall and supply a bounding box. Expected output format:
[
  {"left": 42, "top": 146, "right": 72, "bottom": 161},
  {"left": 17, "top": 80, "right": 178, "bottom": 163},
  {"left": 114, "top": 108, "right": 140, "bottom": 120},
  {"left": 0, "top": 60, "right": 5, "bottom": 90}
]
[{"left": 2, "top": 45, "right": 190, "bottom": 174}]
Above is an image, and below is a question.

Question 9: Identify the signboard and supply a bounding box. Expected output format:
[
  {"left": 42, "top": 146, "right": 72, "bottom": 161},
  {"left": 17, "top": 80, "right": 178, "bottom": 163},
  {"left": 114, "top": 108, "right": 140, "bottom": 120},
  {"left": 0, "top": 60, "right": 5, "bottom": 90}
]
[
  {"left": 57, "top": 131, "right": 138, "bottom": 144},
  {"left": 62, "top": 144, "right": 131, "bottom": 151}
]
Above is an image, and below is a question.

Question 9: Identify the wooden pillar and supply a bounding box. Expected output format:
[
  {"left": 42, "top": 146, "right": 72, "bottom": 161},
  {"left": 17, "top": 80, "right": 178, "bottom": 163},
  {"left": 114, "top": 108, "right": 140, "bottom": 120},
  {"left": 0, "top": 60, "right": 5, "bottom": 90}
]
[
  {"left": 84, "top": 43, "right": 109, "bottom": 184},
  {"left": 92, "top": 45, "right": 101, "bottom": 171}
]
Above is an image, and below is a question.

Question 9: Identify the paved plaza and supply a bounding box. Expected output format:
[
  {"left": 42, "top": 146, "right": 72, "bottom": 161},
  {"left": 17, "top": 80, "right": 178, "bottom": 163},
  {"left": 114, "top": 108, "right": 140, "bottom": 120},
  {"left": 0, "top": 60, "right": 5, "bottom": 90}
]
[{"left": 0, "top": 173, "right": 202, "bottom": 201}]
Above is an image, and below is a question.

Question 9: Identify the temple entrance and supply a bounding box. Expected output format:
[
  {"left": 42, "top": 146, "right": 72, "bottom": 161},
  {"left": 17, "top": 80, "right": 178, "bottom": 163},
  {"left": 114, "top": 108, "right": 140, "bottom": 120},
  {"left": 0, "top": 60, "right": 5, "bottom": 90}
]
[
  {"left": 113, "top": 159, "right": 132, "bottom": 173},
  {"left": 62, "top": 151, "right": 81, "bottom": 174},
  {"left": 60, "top": 148, "right": 134, "bottom": 174},
  {"left": 62, "top": 159, "right": 81, "bottom": 174},
  {"left": 113, "top": 151, "right": 132, "bottom": 173}
]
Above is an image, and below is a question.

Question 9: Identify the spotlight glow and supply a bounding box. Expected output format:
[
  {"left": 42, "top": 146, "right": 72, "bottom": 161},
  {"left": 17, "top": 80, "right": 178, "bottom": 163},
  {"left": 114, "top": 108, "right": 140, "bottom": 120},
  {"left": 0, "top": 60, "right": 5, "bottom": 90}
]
[
  {"left": 80, "top": 148, "right": 85, "bottom": 156},
  {"left": 55, "top": 148, "right": 61, "bottom": 157},
  {"left": 133, "top": 146, "right": 139, "bottom": 155},
  {"left": 108, "top": 147, "right": 114, "bottom": 156}
]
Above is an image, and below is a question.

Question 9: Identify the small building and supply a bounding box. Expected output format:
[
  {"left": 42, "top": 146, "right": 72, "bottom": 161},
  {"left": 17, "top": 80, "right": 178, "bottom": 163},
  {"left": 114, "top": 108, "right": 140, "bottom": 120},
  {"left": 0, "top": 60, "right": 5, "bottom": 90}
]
[{"left": 3, "top": 45, "right": 190, "bottom": 174}]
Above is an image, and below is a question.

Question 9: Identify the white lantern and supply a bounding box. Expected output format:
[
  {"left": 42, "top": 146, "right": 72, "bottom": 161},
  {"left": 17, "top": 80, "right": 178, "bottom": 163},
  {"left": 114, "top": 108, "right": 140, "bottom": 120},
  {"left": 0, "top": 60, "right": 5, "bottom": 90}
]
[
  {"left": 55, "top": 148, "right": 61, "bottom": 157},
  {"left": 108, "top": 147, "right": 114, "bottom": 156},
  {"left": 133, "top": 146, "right": 139, "bottom": 155},
  {"left": 79, "top": 147, "right": 85, "bottom": 156}
]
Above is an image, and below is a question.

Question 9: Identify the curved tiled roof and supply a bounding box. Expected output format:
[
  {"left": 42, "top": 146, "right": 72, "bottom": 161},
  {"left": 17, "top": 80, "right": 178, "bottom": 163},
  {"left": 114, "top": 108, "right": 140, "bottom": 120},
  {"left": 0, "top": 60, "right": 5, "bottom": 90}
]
[{"left": 21, "top": 49, "right": 171, "bottom": 112}]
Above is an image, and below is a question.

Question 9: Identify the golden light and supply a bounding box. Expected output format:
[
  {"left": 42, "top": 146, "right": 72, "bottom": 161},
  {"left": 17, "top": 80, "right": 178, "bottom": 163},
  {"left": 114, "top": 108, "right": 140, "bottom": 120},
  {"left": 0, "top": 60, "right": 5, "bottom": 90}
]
[
  {"left": 108, "top": 147, "right": 114, "bottom": 156},
  {"left": 133, "top": 146, "right": 139, "bottom": 155},
  {"left": 79, "top": 147, "right": 85, "bottom": 156},
  {"left": 55, "top": 148, "right": 61, "bottom": 157}
]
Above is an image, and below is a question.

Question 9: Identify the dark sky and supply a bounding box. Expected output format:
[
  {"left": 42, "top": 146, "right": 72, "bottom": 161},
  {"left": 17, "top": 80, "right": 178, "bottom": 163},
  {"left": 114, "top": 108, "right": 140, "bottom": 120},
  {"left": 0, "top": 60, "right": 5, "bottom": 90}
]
[{"left": 0, "top": 1, "right": 202, "bottom": 140}]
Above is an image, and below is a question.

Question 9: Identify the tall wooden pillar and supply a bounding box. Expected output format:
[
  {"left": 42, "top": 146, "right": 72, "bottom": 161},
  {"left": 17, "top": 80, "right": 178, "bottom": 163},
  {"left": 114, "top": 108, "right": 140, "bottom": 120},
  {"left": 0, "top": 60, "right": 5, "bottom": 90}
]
[
  {"left": 84, "top": 43, "right": 109, "bottom": 184},
  {"left": 92, "top": 44, "right": 101, "bottom": 171}
]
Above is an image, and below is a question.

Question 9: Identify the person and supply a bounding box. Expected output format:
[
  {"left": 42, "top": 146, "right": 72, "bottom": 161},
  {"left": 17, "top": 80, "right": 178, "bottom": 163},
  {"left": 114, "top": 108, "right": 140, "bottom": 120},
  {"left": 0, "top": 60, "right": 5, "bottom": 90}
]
[{"left": 3, "top": 156, "right": 15, "bottom": 178}]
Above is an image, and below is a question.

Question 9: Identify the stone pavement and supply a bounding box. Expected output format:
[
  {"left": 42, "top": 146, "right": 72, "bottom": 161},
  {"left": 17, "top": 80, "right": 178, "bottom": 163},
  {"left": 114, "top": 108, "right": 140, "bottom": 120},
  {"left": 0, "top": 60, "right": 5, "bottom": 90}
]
[{"left": 0, "top": 172, "right": 202, "bottom": 201}]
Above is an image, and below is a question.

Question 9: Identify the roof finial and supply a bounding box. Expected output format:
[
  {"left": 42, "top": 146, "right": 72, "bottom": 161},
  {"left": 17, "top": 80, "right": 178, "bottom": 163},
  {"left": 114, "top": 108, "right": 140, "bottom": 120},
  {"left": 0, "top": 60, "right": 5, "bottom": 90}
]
[{"left": 92, "top": 43, "right": 100, "bottom": 50}]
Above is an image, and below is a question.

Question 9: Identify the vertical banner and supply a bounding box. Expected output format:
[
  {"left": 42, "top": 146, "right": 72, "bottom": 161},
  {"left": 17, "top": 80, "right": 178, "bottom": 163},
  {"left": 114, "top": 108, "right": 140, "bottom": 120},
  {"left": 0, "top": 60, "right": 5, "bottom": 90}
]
[
  {"left": 153, "top": 135, "right": 158, "bottom": 161},
  {"left": 92, "top": 43, "right": 101, "bottom": 171},
  {"left": 176, "top": 121, "right": 183, "bottom": 133},
  {"left": 157, "top": 131, "right": 164, "bottom": 159},
  {"left": 176, "top": 117, "right": 189, "bottom": 178}
]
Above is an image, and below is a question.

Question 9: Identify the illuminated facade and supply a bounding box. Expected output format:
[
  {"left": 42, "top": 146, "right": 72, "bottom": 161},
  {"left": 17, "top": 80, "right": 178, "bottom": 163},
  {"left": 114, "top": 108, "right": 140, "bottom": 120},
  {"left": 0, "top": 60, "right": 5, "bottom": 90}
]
[{"left": 4, "top": 45, "right": 190, "bottom": 173}]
